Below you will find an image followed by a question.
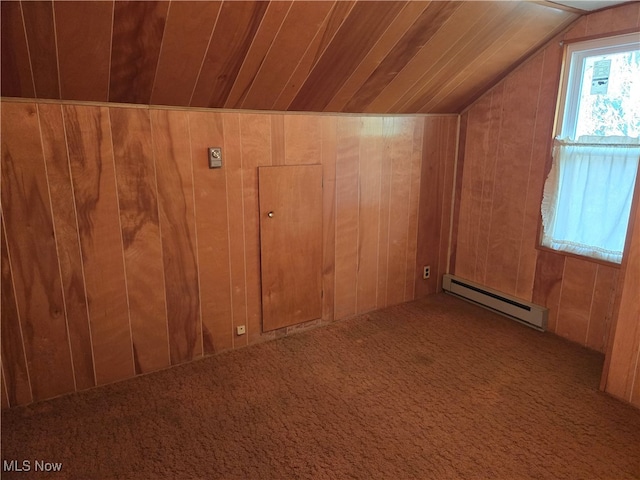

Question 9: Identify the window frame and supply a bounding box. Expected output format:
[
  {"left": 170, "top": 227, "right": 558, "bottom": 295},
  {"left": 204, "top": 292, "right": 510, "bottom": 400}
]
[
  {"left": 555, "top": 32, "right": 640, "bottom": 141},
  {"left": 539, "top": 32, "right": 640, "bottom": 266}
]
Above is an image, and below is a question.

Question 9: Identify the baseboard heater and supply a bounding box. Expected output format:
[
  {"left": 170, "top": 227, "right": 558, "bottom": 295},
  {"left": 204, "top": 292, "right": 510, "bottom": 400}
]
[{"left": 442, "top": 274, "right": 548, "bottom": 331}]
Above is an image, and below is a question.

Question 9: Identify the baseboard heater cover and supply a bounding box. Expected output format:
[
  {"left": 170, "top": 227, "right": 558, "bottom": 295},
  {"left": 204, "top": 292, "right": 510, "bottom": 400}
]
[{"left": 442, "top": 274, "right": 548, "bottom": 331}]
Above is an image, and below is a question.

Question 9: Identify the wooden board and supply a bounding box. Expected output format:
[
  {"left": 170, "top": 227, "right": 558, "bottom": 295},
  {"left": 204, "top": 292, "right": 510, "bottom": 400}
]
[
  {"left": 189, "top": 111, "right": 233, "bottom": 354},
  {"left": 1, "top": 1, "right": 35, "bottom": 98},
  {"left": 290, "top": 1, "right": 406, "bottom": 111},
  {"left": 334, "top": 117, "right": 360, "bottom": 319},
  {"left": 151, "top": 1, "right": 222, "bottom": 106},
  {"left": 39, "top": 104, "right": 95, "bottom": 390},
  {"left": 385, "top": 118, "right": 415, "bottom": 306},
  {"left": 1, "top": 102, "right": 75, "bottom": 401},
  {"left": 151, "top": 109, "right": 202, "bottom": 364},
  {"left": 240, "top": 114, "right": 273, "bottom": 343},
  {"left": 190, "top": 1, "right": 268, "bottom": 108},
  {"left": 63, "top": 104, "right": 134, "bottom": 386},
  {"left": 222, "top": 113, "right": 249, "bottom": 348},
  {"left": 272, "top": 1, "right": 356, "bottom": 111},
  {"left": 54, "top": 1, "right": 112, "bottom": 101},
  {"left": 356, "top": 117, "right": 383, "bottom": 314},
  {"left": 224, "top": 2, "right": 292, "bottom": 108},
  {"left": 240, "top": 1, "right": 335, "bottom": 110},
  {"left": 325, "top": 1, "right": 430, "bottom": 112},
  {"left": 109, "top": 1, "right": 169, "bottom": 104},
  {"left": 259, "top": 165, "right": 323, "bottom": 331},
  {"left": 587, "top": 265, "right": 619, "bottom": 352},
  {"left": 21, "top": 0, "right": 59, "bottom": 99},
  {"left": 321, "top": 116, "right": 338, "bottom": 322},
  {"left": 110, "top": 107, "right": 170, "bottom": 373},
  {"left": 556, "top": 257, "right": 597, "bottom": 345},
  {"left": 0, "top": 215, "right": 32, "bottom": 407}
]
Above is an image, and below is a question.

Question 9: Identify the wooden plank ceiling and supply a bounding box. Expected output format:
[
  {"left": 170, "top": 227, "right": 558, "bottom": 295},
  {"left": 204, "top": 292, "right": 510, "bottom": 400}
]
[{"left": 1, "top": 1, "right": 580, "bottom": 114}]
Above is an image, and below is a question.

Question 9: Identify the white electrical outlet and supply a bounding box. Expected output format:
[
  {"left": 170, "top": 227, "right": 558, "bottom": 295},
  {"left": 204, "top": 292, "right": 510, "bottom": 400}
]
[
  {"left": 423, "top": 266, "right": 431, "bottom": 279},
  {"left": 236, "top": 325, "right": 246, "bottom": 335}
]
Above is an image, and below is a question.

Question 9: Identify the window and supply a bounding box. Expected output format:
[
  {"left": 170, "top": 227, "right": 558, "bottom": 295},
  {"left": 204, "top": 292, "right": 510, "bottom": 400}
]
[{"left": 541, "top": 33, "right": 640, "bottom": 264}]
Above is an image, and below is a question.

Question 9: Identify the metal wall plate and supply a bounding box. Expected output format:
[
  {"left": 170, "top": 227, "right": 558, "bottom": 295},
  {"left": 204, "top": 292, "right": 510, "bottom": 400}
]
[{"left": 208, "top": 147, "right": 222, "bottom": 168}]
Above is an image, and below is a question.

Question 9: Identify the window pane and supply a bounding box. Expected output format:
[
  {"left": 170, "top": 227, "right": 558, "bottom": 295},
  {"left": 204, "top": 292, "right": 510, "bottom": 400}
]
[{"left": 575, "top": 50, "right": 640, "bottom": 139}]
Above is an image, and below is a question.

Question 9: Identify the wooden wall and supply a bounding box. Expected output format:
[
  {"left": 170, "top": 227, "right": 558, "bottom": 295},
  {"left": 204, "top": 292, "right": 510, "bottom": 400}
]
[
  {"left": 451, "top": 2, "right": 640, "bottom": 354},
  {"left": 603, "top": 179, "right": 640, "bottom": 408},
  {"left": 0, "top": 100, "right": 457, "bottom": 407}
]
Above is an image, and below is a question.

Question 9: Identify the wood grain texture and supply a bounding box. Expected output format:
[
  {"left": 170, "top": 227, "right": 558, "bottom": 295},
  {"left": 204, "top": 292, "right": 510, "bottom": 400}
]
[
  {"left": 222, "top": 113, "right": 249, "bottom": 348},
  {"left": 415, "top": 116, "right": 458, "bottom": 298},
  {"left": 63, "top": 104, "right": 134, "bottom": 386},
  {"left": 385, "top": 118, "right": 415, "bottom": 306},
  {"left": 364, "top": 1, "right": 495, "bottom": 114},
  {"left": 447, "top": 111, "right": 468, "bottom": 276},
  {"left": 151, "top": 1, "right": 222, "bottom": 106},
  {"left": 334, "top": 117, "right": 360, "bottom": 320},
  {"left": 283, "top": 115, "right": 322, "bottom": 166},
  {"left": 532, "top": 250, "right": 566, "bottom": 334},
  {"left": 151, "top": 109, "right": 202, "bottom": 364},
  {"left": 240, "top": 1, "right": 334, "bottom": 110},
  {"left": 290, "top": 1, "right": 406, "bottom": 111},
  {"left": 514, "top": 46, "right": 560, "bottom": 300},
  {"left": 272, "top": 1, "right": 355, "bottom": 111},
  {"left": 376, "top": 117, "right": 394, "bottom": 309},
  {"left": 190, "top": 1, "right": 268, "bottom": 108},
  {"left": 53, "top": 1, "right": 112, "bottom": 102},
  {"left": 1, "top": 216, "right": 32, "bottom": 407},
  {"left": 325, "top": 1, "right": 430, "bottom": 112},
  {"left": 259, "top": 165, "right": 323, "bottom": 331},
  {"left": 1, "top": 0, "right": 596, "bottom": 114},
  {"left": 110, "top": 108, "right": 169, "bottom": 373},
  {"left": 437, "top": 118, "right": 459, "bottom": 292},
  {"left": 224, "top": 1, "right": 292, "bottom": 109},
  {"left": 189, "top": 112, "right": 233, "bottom": 354},
  {"left": 556, "top": 257, "right": 597, "bottom": 345},
  {"left": 39, "top": 103, "right": 95, "bottom": 391},
  {"left": 321, "top": 116, "right": 338, "bottom": 322},
  {"left": 346, "top": 1, "right": 462, "bottom": 113},
  {"left": 585, "top": 1, "right": 640, "bottom": 37},
  {"left": 2, "top": 99, "right": 452, "bottom": 407},
  {"left": 1, "top": 102, "right": 75, "bottom": 401},
  {"left": 425, "top": 6, "right": 574, "bottom": 113},
  {"left": 452, "top": 5, "right": 631, "bottom": 356},
  {"left": 109, "top": 1, "right": 169, "bottom": 104},
  {"left": 403, "top": 119, "right": 424, "bottom": 301},
  {"left": 605, "top": 177, "right": 640, "bottom": 405},
  {"left": 21, "top": 0, "right": 59, "bottom": 99},
  {"left": 414, "top": 3, "right": 550, "bottom": 114},
  {"left": 356, "top": 117, "right": 383, "bottom": 314},
  {"left": 587, "top": 265, "right": 619, "bottom": 352},
  {"left": 0, "top": 366, "right": 8, "bottom": 409},
  {"left": 239, "top": 114, "right": 272, "bottom": 343},
  {"left": 453, "top": 87, "right": 496, "bottom": 283},
  {"left": 270, "top": 114, "right": 286, "bottom": 166},
  {"left": 484, "top": 54, "right": 543, "bottom": 296},
  {"left": 1, "top": 1, "right": 34, "bottom": 98}
]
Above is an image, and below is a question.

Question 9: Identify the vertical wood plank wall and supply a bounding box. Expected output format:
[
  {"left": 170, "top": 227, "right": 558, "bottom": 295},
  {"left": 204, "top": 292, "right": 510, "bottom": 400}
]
[
  {"left": 452, "top": 3, "right": 640, "bottom": 357},
  {"left": 0, "top": 100, "right": 457, "bottom": 407},
  {"left": 605, "top": 191, "right": 640, "bottom": 408}
]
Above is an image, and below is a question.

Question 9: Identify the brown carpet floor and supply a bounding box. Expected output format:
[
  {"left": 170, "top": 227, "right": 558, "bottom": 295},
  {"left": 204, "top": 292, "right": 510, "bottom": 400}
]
[{"left": 2, "top": 293, "right": 640, "bottom": 479}]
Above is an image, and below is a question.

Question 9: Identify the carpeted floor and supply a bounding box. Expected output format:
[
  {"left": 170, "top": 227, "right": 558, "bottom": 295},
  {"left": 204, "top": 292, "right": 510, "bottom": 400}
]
[{"left": 2, "top": 293, "right": 640, "bottom": 479}]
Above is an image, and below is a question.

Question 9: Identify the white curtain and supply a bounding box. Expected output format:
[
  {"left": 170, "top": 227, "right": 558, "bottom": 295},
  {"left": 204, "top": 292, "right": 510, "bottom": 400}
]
[{"left": 541, "top": 136, "right": 640, "bottom": 264}]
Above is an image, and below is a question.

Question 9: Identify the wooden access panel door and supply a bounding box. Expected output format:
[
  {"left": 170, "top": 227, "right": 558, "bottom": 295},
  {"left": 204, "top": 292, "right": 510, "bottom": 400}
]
[{"left": 259, "top": 165, "right": 323, "bottom": 332}]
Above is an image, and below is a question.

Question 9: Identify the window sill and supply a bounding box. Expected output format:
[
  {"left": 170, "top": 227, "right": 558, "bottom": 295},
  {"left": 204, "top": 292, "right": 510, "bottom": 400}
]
[{"left": 535, "top": 244, "right": 622, "bottom": 269}]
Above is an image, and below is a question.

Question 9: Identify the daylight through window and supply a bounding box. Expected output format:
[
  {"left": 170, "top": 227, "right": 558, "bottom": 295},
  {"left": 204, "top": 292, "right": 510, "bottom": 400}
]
[{"left": 541, "top": 32, "right": 640, "bottom": 264}]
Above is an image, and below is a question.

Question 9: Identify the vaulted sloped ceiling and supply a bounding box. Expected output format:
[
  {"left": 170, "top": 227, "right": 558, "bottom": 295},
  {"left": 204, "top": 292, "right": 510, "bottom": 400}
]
[{"left": 1, "top": 1, "right": 583, "bottom": 113}]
